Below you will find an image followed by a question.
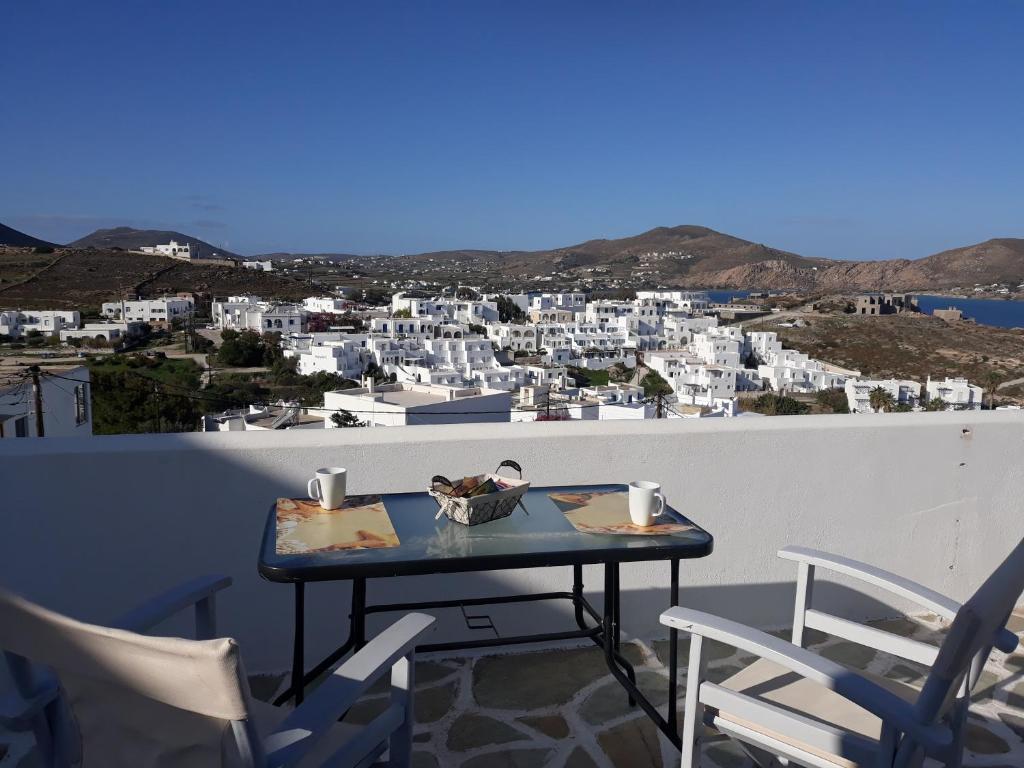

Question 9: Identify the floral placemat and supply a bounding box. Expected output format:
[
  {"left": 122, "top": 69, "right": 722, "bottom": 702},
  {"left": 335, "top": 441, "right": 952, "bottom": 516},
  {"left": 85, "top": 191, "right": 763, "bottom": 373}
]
[
  {"left": 276, "top": 495, "right": 400, "bottom": 554},
  {"left": 549, "top": 490, "right": 696, "bottom": 536}
]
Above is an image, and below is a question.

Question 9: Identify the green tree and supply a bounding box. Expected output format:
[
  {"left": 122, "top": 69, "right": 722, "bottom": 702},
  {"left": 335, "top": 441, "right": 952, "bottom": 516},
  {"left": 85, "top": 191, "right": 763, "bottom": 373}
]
[
  {"left": 393, "top": 308, "right": 412, "bottom": 318},
  {"left": 495, "top": 295, "right": 526, "bottom": 323},
  {"left": 868, "top": 386, "right": 897, "bottom": 413},
  {"left": 330, "top": 409, "right": 366, "bottom": 428},
  {"left": 750, "top": 393, "right": 810, "bottom": 416},
  {"left": 639, "top": 369, "right": 672, "bottom": 397},
  {"left": 980, "top": 370, "right": 1005, "bottom": 409},
  {"left": 815, "top": 388, "right": 849, "bottom": 414},
  {"left": 924, "top": 396, "right": 948, "bottom": 412}
]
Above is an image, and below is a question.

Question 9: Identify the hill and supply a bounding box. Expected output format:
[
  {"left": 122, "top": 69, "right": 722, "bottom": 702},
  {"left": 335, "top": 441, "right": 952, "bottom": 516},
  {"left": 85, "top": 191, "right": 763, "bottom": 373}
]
[
  {"left": 0, "top": 222, "right": 59, "bottom": 249},
  {"left": 0, "top": 247, "right": 310, "bottom": 309},
  {"left": 69, "top": 227, "right": 240, "bottom": 260},
  {"left": 401, "top": 225, "right": 828, "bottom": 283}
]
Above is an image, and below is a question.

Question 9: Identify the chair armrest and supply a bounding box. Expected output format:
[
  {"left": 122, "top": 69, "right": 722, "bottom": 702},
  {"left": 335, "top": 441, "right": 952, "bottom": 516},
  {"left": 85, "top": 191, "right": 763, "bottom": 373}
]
[
  {"left": 778, "top": 546, "right": 1017, "bottom": 654},
  {"left": 660, "top": 606, "right": 952, "bottom": 751},
  {"left": 111, "top": 575, "right": 232, "bottom": 634},
  {"left": 265, "top": 612, "right": 435, "bottom": 768},
  {"left": 0, "top": 677, "right": 59, "bottom": 731}
]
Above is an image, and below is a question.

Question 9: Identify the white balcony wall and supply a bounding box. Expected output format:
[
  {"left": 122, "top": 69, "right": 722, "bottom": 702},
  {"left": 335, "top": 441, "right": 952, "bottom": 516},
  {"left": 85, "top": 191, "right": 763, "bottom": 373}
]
[{"left": 1, "top": 412, "right": 1022, "bottom": 675}]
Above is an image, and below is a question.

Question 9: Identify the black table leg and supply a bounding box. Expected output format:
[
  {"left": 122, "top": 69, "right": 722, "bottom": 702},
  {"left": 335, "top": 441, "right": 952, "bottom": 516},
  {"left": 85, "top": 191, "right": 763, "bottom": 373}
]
[
  {"left": 352, "top": 577, "right": 367, "bottom": 651},
  {"left": 572, "top": 564, "right": 586, "bottom": 631},
  {"left": 668, "top": 558, "right": 680, "bottom": 734},
  {"left": 604, "top": 563, "right": 637, "bottom": 706},
  {"left": 291, "top": 582, "right": 305, "bottom": 705}
]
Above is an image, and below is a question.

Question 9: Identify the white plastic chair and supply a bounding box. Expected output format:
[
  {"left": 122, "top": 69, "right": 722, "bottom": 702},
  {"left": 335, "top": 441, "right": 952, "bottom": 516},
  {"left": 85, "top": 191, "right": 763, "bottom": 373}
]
[
  {"left": 663, "top": 540, "right": 1023, "bottom": 768},
  {"left": 0, "top": 576, "right": 434, "bottom": 767}
]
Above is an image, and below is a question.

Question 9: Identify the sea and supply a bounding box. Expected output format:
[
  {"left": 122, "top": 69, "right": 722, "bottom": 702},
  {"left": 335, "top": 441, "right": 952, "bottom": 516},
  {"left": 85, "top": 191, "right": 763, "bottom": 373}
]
[{"left": 705, "top": 290, "right": 1024, "bottom": 329}]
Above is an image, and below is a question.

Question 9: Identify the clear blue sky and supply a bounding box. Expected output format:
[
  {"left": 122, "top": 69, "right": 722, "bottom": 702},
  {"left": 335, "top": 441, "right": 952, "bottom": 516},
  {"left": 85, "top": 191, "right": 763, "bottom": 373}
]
[{"left": 2, "top": 1, "right": 1022, "bottom": 259}]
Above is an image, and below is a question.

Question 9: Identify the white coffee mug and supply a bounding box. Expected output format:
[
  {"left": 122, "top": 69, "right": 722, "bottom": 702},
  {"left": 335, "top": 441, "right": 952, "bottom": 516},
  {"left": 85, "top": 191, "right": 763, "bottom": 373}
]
[
  {"left": 308, "top": 467, "right": 347, "bottom": 510},
  {"left": 628, "top": 480, "right": 666, "bottom": 527}
]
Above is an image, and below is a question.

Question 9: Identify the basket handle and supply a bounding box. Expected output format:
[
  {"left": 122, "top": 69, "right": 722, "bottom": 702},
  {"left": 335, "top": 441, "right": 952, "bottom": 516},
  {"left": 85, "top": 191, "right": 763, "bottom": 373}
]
[
  {"left": 432, "top": 475, "right": 454, "bottom": 490},
  {"left": 495, "top": 460, "right": 522, "bottom": 478}
]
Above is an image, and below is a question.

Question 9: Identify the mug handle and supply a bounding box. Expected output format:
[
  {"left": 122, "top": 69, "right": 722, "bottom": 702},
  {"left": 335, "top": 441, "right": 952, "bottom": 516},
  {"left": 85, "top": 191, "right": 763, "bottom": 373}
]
[
  {"left": 653, "top": 492, "right": 666, "bottom": 518},
  {"left": 307, "top": 478, "right": 321, "bottom": 501}
]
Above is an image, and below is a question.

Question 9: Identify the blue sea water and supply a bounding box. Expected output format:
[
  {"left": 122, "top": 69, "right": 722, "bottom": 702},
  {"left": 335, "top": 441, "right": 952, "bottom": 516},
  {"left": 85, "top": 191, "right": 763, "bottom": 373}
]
[
  {"left": 705, "top": 290, "right": 1023, "bottom": 329},
  {"left": 917, "top": 295, "right": 1024, "bottom": 329}
]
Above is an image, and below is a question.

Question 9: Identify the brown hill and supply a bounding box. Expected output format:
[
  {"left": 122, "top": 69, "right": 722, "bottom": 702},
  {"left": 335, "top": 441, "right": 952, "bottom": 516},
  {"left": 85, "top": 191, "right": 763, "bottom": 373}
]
[
  {"left": 0, "top": 222, "right": 59, "bottom": 249},
  {"left": 0, "top": 248, "right": 309, "bottom": 310},
  {"left": 69, "top": 227, "right": 240, "bottom": 260},
  {"left": 683, "top": 237, "right": 1024, "bottom": 291}
]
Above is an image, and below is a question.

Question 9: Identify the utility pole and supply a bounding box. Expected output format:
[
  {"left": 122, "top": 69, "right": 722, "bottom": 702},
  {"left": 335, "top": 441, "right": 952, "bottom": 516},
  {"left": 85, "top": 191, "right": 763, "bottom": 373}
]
[
  {"left": 29, "top": 366, "right": 44, "bottom": 437},
  {"left": 655, "top": 391, "right": 665, "bottom": 419}
]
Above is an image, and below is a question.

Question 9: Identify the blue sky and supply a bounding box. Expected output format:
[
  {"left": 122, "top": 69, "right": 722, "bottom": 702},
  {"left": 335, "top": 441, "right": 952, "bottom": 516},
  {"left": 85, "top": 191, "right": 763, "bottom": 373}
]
[{"left": 2, "top": 2, "right": 1022, "bottom": 259}]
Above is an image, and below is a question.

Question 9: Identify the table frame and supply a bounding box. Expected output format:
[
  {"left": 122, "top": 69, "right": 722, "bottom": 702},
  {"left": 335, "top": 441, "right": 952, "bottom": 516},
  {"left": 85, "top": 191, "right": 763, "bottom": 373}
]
[{"left": 260, "top": 490, "right": 712, "bottom": 750}]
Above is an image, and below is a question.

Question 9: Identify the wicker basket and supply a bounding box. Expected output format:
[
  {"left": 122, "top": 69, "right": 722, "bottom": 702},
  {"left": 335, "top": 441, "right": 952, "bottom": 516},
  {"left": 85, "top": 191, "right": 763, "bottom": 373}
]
[{"left": 429, "top": 460, "right": 530, "bottom": 526}]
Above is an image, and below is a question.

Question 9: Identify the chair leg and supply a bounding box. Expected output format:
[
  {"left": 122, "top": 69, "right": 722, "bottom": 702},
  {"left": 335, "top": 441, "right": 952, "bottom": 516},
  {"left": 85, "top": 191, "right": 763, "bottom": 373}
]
[
  {"left": 680, "top": 635, "right": 707, "bottom": 768},
  {"left": 388, "top": 652, "right": 416, "bottom": 768}
]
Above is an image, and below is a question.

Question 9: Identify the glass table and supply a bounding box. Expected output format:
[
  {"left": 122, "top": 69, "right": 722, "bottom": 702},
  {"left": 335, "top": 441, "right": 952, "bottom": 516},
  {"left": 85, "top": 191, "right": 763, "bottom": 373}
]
[{"left": 258, "top": 484, "right": 714, "bottom": 748}]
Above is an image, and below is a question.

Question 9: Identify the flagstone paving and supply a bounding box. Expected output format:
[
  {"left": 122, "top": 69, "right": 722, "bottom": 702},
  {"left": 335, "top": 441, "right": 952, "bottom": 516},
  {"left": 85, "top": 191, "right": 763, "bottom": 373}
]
[{"left": 2, "top": 610, "right": 1023, "bottom": 767}]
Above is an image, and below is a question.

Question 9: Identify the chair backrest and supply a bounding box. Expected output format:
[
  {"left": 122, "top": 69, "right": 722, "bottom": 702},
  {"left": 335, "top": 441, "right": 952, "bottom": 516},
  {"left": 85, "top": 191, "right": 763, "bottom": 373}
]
[
  {"left": 916, "top": 536, "right": 1024, "bottom": 725},
  {"left": 0, "top": 587, "right": 252, "bottom": 767}
]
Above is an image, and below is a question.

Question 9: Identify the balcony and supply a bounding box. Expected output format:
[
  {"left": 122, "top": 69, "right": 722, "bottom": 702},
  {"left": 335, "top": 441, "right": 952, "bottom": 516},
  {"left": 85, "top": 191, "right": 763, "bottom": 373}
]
[{"left": 2, "top": 412, "right": 1024, "bottom": 766}]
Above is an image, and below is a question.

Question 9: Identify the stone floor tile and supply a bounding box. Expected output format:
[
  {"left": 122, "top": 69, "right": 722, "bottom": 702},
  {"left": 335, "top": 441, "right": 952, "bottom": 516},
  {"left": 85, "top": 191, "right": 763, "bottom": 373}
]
[
  {"left": 413, "top": 732, "right": 432, "bottom": 743},
  {"left": 997, "top": 712, "right": 1024, "bottom": 741},
  {"left": 473, "top": 644, "right": 644, "bottom": 709},
  {"left": 818, "top": 641, "right": 877, "bottom": 669},
  {"left": 597, "top": 716, "right": 664, "bottom": 768},
  {"left": 766, "top": 627, "right": 829, "bottom": 646},
  {"left": 703, "top": 740, "right": 753, "bottom": 768},
  {"left": 965, "top": 717, "right": 1011, "bottom": 755},
  {"left": 882, "top": 662, "right": 927, "bottom": 685},
  {"left": 460, "top": 748, "right": 553, "bottom": 768},
  {"left": 971, "top": 670, "right": 1002, "bottom": 704},
  {"left": 412, "top": 751, "right": 440, "bottom": 768},
  {"left": 564, "top": 745, "right": 601, "bottom": 768},
  {"left": 580, "top": 670, "right": 670, "bottom": 725},
  {"left": 448, "top": 713, "right": 531, "bottom": 751},
  {"left": 1008, "top": 681, "right": 1024, "bottom": 710},
  {"left": 417, "top": 680, "right": 460, "bottom": 723},
  {"left": 652, "top": 636, "right": 737, "bottom": 667},
  {"left": 705, "top": 664, "right": 744, "bottom": 685},
  {"left": 518, "top": 714, "right": 571, "bottom": 740},
  {"left": 365, "top": 660, "right": 457, "bottom": 696}
]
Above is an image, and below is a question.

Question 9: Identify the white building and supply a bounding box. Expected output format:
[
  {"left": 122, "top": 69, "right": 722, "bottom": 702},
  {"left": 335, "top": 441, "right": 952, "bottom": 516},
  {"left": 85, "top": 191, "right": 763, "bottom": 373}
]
[
  {"left": 138, "top": 240, "right": 192, "bottom": 260},
  {"left": 303, "top": 296, "right": 351, "bottom": 314},
  {"left": 925, "top": 377, "right": 983, "bottom": 411},
  {"left": 101, "top": 297, "right": 194, "bottom": 326},
  {"left": 60, "top": 321, "right": 144, "bottom": 344},
  {"left": 296, "top": 338, "right": 370, "bottom": 378},
  {"left": 201, "top": 404, "right": 328, "bottom": 431},
  {"left": 0, "top": 310, "right": 80, "bottom": 338},
  {"left": 845, "top": 379, "right": 922, "bottom": 413},
  {"left": 243, "top": 260, "right": 274, "bottom": 272},
  {"left": 212, "top": 296, "right": 306, "bottom": 333},
  {"left": 0, "top": 366, "right": 92, "bottom": 438},
  {"left": 323, "top": 381, "right": 511, "bottom": 427},
  {"left": 531, "top": 292, "right": 587, "bottom": 314}
]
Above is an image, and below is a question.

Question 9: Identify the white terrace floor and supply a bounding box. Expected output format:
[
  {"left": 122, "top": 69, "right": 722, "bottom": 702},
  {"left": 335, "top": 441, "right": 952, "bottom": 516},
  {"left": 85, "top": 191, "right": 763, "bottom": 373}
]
[{"left": 3, "top": 609, "right": 1023, "bottom": 768}]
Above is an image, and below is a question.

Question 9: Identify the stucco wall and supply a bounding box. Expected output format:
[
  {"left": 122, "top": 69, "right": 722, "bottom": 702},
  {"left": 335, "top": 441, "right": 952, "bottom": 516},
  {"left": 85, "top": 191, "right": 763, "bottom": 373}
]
[{"left": 1, "top": 412, "right": 1022, "bottom": 672}]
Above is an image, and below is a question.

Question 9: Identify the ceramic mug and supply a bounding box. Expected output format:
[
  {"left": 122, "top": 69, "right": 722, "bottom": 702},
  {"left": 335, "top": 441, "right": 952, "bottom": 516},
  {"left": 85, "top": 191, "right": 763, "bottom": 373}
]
[
  {"left": 308, "top": 467, "right": 347, "bottom": 510},
  {"left": 628, "top": 480, "right": 666, "bottom": 527}
]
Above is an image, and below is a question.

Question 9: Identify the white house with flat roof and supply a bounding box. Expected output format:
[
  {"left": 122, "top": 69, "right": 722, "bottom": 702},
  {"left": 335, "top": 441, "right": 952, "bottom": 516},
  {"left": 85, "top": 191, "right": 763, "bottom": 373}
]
[
  {"left": 0, "top": 310, "right": 80, "bottom": 338},
  {"left": 925, "top": 377, "right": 983, "bottom": 411},
  {"left": 845, "top": 379, "right": 922, "bottom": 413},
  {"left": 101, "top": 297, "right": 194, "bottom": 326},
  {"left": 322, "top": 381, "right": 511, "bottom": 427}
]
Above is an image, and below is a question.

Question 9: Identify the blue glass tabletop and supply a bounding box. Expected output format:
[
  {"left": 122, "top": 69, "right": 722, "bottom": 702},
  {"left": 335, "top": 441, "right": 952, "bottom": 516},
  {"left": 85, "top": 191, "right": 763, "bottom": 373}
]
[{"left": 258, "top": 484, "right": 713, "bottom": 582}]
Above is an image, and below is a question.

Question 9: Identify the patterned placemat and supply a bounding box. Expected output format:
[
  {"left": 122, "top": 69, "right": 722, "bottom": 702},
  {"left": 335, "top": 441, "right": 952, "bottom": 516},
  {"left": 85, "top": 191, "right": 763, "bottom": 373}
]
[
  {"left": 549, "top": 490, "right": 696, "bottom": 536},
  {"left": 276, "top": 495, "right": 400, "bottom": 554}
]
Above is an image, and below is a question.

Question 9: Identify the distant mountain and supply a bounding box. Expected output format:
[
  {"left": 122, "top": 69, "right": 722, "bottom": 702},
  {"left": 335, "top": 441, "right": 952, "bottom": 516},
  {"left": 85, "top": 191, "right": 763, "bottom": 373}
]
[
  {"left": 68, "top": 227, "right": 240, "bottom": 259},
  {"left": 0, "top": 222, "right": 59, "bottom": 249}
]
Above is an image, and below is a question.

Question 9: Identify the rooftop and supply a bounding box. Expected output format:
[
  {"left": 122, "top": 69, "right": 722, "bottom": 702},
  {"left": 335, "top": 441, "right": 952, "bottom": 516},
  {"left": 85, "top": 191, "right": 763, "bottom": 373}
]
[{"left": 2, "top": 413, "right": 1024, "bottom": 765}]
